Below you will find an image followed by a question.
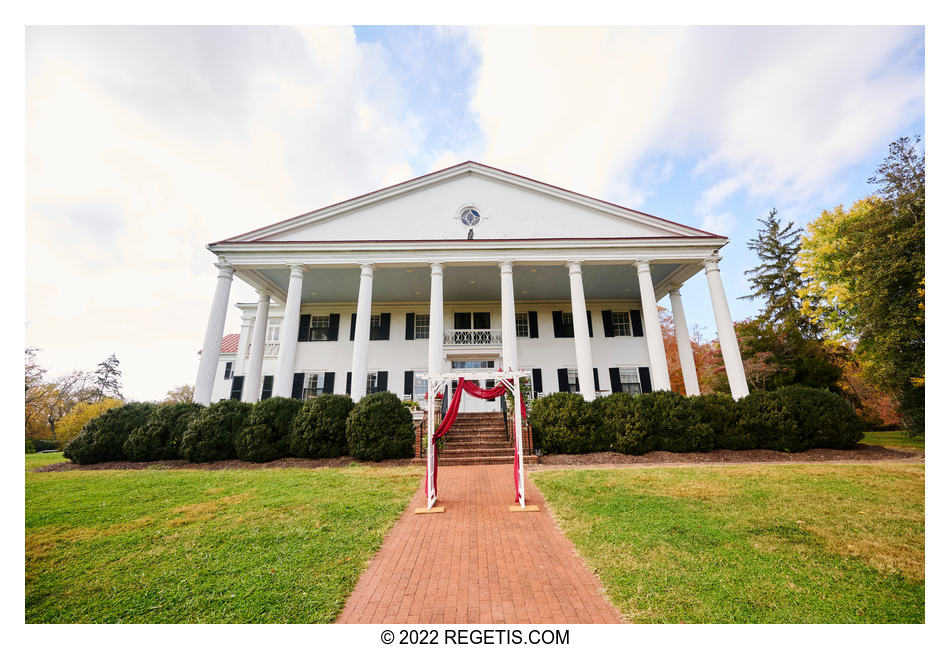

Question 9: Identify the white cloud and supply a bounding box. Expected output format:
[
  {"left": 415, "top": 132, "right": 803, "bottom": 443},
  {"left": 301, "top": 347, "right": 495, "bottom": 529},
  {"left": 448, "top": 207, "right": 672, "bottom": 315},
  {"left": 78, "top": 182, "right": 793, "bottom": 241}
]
[
  {"left": 467, "top": 26, "right": 923, "bottom": 215},
  {"left": 26, "top": 26, "right": 425, "bottom": 399},
  {"left": 698, "top": 212, "right": 736, "bottom": 236}
]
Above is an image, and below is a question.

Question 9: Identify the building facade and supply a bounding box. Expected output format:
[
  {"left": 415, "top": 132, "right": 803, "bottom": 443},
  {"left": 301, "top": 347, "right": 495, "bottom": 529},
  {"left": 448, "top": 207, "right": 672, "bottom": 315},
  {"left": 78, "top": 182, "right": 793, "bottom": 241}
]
[{"left": 196, "top": 162, "right": 749, "bottom": 409}]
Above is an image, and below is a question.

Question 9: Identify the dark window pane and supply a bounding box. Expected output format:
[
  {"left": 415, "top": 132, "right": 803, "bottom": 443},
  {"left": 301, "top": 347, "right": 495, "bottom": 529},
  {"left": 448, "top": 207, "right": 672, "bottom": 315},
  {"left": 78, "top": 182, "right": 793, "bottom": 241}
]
[
  {"left": 454, "top": 312, "right": 471, "bottom": 329},
  {"left": 473, "top": 312, "right": 491, "bottom": 329}
]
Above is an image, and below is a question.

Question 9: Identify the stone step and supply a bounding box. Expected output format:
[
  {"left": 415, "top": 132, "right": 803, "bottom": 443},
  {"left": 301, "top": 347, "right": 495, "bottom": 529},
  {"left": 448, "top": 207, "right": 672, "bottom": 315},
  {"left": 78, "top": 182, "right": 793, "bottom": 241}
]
[{"left": 436, "top": 455, "right": 538, "bottom": 466}]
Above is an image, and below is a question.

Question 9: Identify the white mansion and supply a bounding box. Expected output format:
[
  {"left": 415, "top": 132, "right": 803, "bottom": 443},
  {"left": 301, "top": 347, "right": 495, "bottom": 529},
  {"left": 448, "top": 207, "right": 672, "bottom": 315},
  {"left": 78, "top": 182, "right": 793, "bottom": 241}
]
[{"left": 195, "top": 162, "right": 749, "bottom": 412}]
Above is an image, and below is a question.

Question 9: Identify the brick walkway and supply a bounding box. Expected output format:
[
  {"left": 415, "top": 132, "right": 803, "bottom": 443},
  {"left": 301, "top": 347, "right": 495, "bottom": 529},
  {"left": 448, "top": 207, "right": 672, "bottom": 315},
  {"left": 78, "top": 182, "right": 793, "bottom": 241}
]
[{"left": 336, "top": 465, "right": 620, "bottom": 624}]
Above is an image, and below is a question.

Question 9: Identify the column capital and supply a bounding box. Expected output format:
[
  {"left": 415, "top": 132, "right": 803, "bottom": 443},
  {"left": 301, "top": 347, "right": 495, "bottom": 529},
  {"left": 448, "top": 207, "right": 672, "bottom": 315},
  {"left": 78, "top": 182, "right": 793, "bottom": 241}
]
[
  {"left": 668, "top": 284, "right": 683, "bottom": 295},
  {"left": 359, "top": 263, "right": 376, "bottom": 276},
  {"left": 288, "top": 264, "right": 305, "bottom": 279},
  {"left": 498, "top": 260, "right": 514, "bottom": 274},
  {"left": 429, "top": 262, "right": 444, "bottom": 275},
  {"left": 634, "top": 259, "right": 652, "bottom": 274},
  {"left": 566, "top": 260, "right": 583, "bottom": 274},
  {"left": 256, "top": 289, "right": 271, "bottom": 301},
  {"left": 214, "top": 262, "right": 235, "bottom": 279},
  {"left": 703, "top": 254, "right": 723, "bottom": 273},
  {"left": 240, "top": 313, "right": 256, "bottom": 326}
]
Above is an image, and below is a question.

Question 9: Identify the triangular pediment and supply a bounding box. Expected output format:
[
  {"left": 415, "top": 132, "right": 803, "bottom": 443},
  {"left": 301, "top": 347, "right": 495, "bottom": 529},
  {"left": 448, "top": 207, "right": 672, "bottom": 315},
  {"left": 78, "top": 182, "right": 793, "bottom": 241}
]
[{"left": 215, "top": 162, "right": 720, "bottom": 244}]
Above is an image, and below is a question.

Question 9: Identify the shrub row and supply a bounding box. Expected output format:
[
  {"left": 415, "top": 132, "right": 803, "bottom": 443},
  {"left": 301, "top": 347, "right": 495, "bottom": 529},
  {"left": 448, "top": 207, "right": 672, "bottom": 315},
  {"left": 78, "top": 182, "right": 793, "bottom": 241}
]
[
  {"left": 63, "top": 391, "right": 414, "bottom": 465},
  {"left": 530, "top": 386, "right": 864, "bottom": 455}
]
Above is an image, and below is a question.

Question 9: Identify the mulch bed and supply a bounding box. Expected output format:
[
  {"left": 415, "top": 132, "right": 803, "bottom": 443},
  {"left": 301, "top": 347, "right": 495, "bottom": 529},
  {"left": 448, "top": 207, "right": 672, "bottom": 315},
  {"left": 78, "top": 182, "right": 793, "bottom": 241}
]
[
  {"left": 531, "top": 443, "right": 922, "bottom": 470},
  {"left": 34, "top": 444, "right": 920, "bottom": 473},
  {"left": 33, "top": 456, "right": 415, "bottom": 473}
]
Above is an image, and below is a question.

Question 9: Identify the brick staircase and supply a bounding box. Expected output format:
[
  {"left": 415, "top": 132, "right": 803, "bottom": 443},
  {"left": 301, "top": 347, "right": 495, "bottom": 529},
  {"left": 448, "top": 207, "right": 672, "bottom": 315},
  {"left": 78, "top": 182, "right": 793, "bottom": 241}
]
[{"left": 434, "top": 412, "right": 538, "bottom": 466}]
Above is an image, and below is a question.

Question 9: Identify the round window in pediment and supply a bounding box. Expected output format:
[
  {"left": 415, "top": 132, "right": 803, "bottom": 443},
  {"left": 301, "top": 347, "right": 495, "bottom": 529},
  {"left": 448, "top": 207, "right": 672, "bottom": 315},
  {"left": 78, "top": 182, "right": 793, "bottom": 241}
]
[{"left": 459, "top": 206, "right": 481, "bottom": 227}]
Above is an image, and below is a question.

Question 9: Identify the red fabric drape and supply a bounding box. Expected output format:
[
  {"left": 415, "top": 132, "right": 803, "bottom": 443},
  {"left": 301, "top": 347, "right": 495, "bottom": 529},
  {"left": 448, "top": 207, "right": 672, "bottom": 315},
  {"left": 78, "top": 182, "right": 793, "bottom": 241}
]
[{"left": 425, "top": 377, "right": 528, "bottom": 503}]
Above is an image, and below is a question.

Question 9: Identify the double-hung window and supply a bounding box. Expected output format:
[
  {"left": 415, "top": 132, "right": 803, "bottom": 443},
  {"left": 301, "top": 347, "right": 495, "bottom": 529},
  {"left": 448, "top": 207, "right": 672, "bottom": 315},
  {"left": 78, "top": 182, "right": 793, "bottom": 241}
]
[
  {"left": 303, "top": 372, "right": 330, "bottom": 399},
  {"left": 223, "top": 361, "right": 233, "bottom": 380},
  {"left": 619, "top": 368, "right": 642, "bottom": 395},
  {"left": 611, "top": 311, "right": 633, "bottom": 336},
  {"left": 515, "top": 312, "right": 529, "bottom": 337},
  {"left": 412, "top": 371, "right": 427, "bottom": 402},
  {"left": 366, "top": 371, "right": 380, "bottom": 395},
  {"left": 414, "top": 314, "right": 430, "bottom": 340},
  {"left": 567, "top": 368, "right": 580, "bottom": 394},
  {"left": 308, "top": 315, "right": 331, "bottom": 341}
]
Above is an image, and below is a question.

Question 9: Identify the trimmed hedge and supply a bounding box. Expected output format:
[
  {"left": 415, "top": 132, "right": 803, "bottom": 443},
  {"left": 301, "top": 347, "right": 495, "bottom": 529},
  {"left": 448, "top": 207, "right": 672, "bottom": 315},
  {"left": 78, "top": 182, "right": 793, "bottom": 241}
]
[
  {"left": 530, "top": 392, "right": 601, "bottom": 454},
  {"left": 64, "top": 402, "right": 159, "bottom": 465},
  {"left": 531, "top": 386, "right": 863, "bottom": 456},
  {"left": 124, "top": 402, "right": 205, "bottom": 461},
  {"left": 738, "top": 385, "right": 864, "bottom": 452},
  {"left": 234, "top": 397, "right": 303, "bottom": 463},
  {"left": 346, "top": 392, "right": 414, "bottom": 461},
  {"left": 289, "top": 394, "right": 354, "bottom": 458},
  {"left": 181, "top": 400, "right": 253, "bottom": 462}
]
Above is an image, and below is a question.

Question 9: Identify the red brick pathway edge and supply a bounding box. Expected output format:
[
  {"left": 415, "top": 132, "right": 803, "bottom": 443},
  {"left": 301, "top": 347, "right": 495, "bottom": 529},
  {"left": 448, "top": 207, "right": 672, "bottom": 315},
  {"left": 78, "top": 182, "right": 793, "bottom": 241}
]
[{"left": 336, "top": 465, "right": 621, "bottom": 624}]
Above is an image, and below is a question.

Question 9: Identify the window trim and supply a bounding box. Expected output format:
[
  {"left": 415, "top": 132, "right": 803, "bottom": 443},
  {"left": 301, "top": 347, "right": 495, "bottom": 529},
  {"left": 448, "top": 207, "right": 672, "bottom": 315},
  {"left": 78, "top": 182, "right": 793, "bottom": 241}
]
[
  {"left": 619, "top": 367, "right": 642, "bottom": 396},
  {"left": 414, "top": 313, "right": 430, "bottom": 340},
  {"left": 223, "top": 361, "right": 233, "bottom": 380},
  {"left": 515, "top": 312, "right": 529, "bottom": 338},
  {"left": 611, "top": 311, "right": 632, "bottom": 337}
]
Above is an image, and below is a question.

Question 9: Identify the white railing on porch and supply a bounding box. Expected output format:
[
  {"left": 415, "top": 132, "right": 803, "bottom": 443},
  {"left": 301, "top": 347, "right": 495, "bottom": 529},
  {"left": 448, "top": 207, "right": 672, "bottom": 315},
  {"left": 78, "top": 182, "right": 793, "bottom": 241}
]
[
  {"left": 245, "top": 342, "right": 280, "bottom": 358},
  {"left": 443, "top": 329, "right": 503, "bottom": 345}
]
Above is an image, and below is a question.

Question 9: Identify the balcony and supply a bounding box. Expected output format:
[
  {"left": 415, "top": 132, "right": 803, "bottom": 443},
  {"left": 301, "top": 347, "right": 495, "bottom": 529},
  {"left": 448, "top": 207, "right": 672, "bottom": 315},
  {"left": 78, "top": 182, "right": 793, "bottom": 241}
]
[
  {"left": 245, "top": 342, "right": 280, "bottom": 358},
  {"left": 444, "top": 329, "right": 503, "bottom": 346}
]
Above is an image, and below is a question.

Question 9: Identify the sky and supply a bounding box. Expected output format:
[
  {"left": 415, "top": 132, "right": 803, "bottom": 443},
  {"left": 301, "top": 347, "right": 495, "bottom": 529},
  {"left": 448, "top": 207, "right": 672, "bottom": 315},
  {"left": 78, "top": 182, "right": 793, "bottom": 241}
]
[{"left": 24, "top": 25, "right": 925, "bottom": 401}]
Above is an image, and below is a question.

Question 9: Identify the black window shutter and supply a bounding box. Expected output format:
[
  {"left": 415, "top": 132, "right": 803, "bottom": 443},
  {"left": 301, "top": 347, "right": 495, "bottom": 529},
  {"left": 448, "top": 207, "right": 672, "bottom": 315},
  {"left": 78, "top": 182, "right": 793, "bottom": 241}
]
[
  {"left": 587, "top": 310, "right": 593, "bottom": 337},
  {"left": 405, "top": 313, "right": 415, "bottom": 340},
  {"left": 327, "top": 314, "right": 340, "bottom": 341},
  {"left": 609, "top": 367, "right": 622, "bottom": 393},
  {"left": 324, "top": 372, "right": 335, "bottom": 394},
  {"left": 377, "top": 313, "right": 391, "bottom": 340},
  {"left": 230, "top": 376, "right": 244, "bottom": 400},
  {"left": 297, "top": 314, "right": 311, "bottom": 342},
  {"left": 260, "top": 375, "right": 274, "bottom": 400},
  {"left": 532, "top": 368, "right": 543, "bottom": 394},
  {"left": 639, "top": 367, "right": 653, "bottom": 393},
  {"left": 552, "top": 311, "right": 566, "bottom": 338},
  {"left": 377, "top": 371, "right": 388, "bottom": 392},
  {"left": 349, "top": 313, "right": 357, "bottom": 341},
  {"left": 631, "top": 310, "right": 644, "bottom": 337},
  {"left": 345, "top": 372, "right": 352, "bottom": 395},
  {"left": 528, "top": 311, "right": 539, "bottom": 338},
  {"left": 557, "top": 368, "right": 569, "bottom": 392},
  {"left": 404, "top": 370, "right": 414, "bottom": 396},
  {"left": 593, "top": 368, "right": 600, "bottom": 392},
  {"left": 291, "top": 372, "right": 305, "bottom": 399},
  {"left": 602, "top": 310, "right": 615, "bottom": 337}
]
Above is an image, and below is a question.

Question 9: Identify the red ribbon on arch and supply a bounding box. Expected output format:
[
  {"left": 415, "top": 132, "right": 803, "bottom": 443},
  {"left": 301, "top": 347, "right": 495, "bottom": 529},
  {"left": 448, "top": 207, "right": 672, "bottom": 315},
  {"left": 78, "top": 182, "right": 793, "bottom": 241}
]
[{"left": 425, "top": 377, "right": 528, "bottom": 503}]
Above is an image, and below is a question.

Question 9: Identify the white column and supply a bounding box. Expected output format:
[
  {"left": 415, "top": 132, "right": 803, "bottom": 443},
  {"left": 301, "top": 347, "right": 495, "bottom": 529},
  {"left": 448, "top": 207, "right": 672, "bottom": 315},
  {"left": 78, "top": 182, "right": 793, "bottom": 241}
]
[
  {"left": 427, "top": 263, "right": 444, "bottom": 376},
  {"left": 194, "top": 261, "right": 234, "bottom": 405},
  {"left": 567, "top": 261, "right": 596, "bottom": 400},
  {"left": 234, "top": 312, "right": 254, "bottom": 376},
  {"left": 499, "top": 261, "right": 519, "bottom": 372},
  {"left": 350, "top": 263, "right": 375, "bottom": 401},
  {"left": 669, "top": 285, "right": 700, "bottom": 396},
  {"left": 243, "top": 290, "right": 270, "bottom": 403},
  {"left": 704, "top": 255, "right": 749, "bottom": 399},
  {"left": 274, "top": 264, "right": 304, "bottom": 397},
  {"left": 636, "top": 260, "right": 672, "bottom": 391}
]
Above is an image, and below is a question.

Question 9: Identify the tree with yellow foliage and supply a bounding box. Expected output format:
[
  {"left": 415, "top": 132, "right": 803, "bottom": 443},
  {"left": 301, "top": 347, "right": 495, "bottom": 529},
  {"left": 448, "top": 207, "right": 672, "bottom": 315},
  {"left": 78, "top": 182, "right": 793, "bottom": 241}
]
[{"left": 56, "top": 398, "right": 124, "bottom": 447}]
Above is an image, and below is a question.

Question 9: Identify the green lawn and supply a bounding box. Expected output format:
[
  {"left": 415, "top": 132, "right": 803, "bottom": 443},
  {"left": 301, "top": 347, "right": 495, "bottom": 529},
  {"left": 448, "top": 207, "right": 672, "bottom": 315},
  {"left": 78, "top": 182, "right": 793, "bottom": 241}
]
[
  {"left": 533, "top": 463, "right": 924, "bottom": 623},
  {"left": 861, "top": 430, "right": 925, "bottom": 451},
  {"left": 26, "top": 458, "right": 422, "bottom": 623}
]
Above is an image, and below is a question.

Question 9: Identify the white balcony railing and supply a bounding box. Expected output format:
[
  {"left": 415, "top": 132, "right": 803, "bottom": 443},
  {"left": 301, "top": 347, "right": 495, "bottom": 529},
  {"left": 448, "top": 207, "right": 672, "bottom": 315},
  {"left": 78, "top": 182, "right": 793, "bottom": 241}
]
[
  {"left": 245, "top": 342, "right": 280, "bottom": 358},
  {"left": 444, "top": 329, "right": 503, "bottom": 346}
]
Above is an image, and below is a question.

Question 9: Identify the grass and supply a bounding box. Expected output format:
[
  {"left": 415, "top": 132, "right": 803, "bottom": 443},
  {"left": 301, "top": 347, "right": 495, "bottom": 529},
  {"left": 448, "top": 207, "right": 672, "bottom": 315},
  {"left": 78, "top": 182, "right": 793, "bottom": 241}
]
[
  {"left": 532, "top": 463, "right": 924, "bottom": 623},
  {"left": 861, "top": 430, "right": 925, "bottom": 451},
  {"left": 26, "top": 457, "right": 422, "bottom": 623}
]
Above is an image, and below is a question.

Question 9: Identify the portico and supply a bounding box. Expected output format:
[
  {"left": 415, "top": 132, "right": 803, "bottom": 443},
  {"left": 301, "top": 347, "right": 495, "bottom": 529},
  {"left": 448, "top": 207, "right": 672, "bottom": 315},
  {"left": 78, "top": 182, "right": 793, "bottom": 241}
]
[{"left": 195, "top": 162, "right": 749, "bottom": 406}]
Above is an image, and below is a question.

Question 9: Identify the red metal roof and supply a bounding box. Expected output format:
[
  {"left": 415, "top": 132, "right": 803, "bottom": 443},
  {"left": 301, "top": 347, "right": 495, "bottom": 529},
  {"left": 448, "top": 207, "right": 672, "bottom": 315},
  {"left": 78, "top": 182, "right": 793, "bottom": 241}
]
[
  {"left": 197, "top": 333, "right": 240, "bottom": 355},
  {"left": 219, "top": 333, "right": 240, "bottom": 353}
]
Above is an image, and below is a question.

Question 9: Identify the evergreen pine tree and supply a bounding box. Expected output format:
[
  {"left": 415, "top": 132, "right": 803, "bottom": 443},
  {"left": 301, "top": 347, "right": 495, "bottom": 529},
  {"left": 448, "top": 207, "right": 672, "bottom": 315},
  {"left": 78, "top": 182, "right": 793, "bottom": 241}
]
[
  {"left": 93, "top": 353, "right": 123, "bottom": 401},
  {"left": 742, "top": 208, "right": 813, "bottom": 334}
]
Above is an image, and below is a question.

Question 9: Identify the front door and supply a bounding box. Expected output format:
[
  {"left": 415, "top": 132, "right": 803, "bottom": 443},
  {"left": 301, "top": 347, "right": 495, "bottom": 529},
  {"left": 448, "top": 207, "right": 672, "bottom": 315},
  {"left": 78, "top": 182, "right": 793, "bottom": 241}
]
[{"left": 450, "top": 359, "right": 502, "bottom": 413}]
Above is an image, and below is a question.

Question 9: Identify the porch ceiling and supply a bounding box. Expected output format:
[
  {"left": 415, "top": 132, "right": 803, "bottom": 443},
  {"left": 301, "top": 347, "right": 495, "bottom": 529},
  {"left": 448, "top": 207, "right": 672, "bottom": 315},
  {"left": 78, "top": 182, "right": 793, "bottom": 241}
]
[{"left": 253, "top": 262, "right": 686, "bottom": 304}]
